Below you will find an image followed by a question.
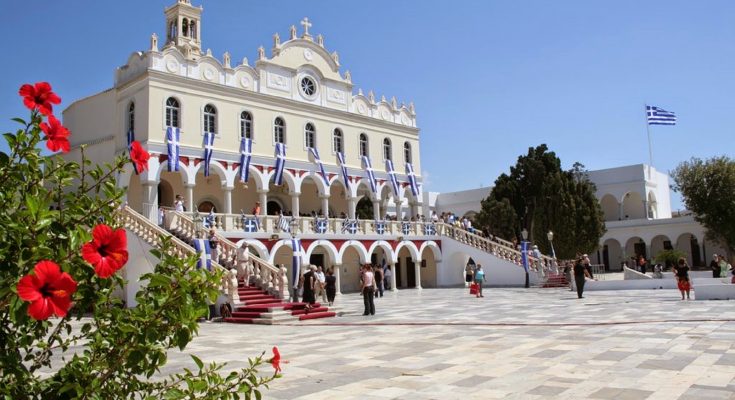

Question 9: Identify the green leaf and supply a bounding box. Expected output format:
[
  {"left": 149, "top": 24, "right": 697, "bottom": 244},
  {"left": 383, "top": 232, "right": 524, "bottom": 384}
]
[
  {"left": 191, "top": 354, "right": 203, "bottom": 370},
  {"left": 163, "top": 388, "right": 185, "bottom": 399}
]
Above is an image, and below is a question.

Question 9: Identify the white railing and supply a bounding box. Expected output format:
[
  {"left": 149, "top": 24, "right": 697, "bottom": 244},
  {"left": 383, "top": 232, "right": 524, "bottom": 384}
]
[{"left": 165, "top": 211, "right": 283, "bottom": 298}]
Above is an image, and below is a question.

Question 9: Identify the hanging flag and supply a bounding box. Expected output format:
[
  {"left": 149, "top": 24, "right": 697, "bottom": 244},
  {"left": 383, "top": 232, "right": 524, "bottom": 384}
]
[
  {"left": 273, "top": 142, "right": 286, "bottom": 186},
  {"left": 341, "top": 218, "right": 358, "bottom": 234},
  {"left": 406, "top": 162, "right": 419, "bottom": 197},
  {"left": 314, "top": 217, "right": 328, "bottom": 234},
  {"left": 291, "top": 238, "right": 302, "bottom": 290},
  {"left": 243, "top": 216, "right": 260, "bottom": 233},
  {"left": 337, "top": 152, "right": 351, "bottom": 190},
  {"left": 521, "top": 241, "right": 529, "bottom": 272},
  {"left": 308, "top": 147, "right": 329, "bottom": 186},
  {"left": 239, "top": 137, "right": 252, "bottom": 183},
  {"left": 193, "top": 239, "right": 212, "bottom": 270},
  {"left": 361, "top": 156, "right": 377, "bottom": 193},
  {"left": 127, "top": 129, "right": 139, "bottom": 175},
  {"left": 385, "top": 159, "right": 400, "bottom": 196},
  {"left": 204, "top": 210, "right": 216, "bottom": 228},
  {"left": 374, "top": 220, "right": 386, "bottom": 235},
  {"left": 202, "top": 131, "right": 215, "bottom": 177},
  {"left": 646, "top": 105, "right": 677, "bottom": 125},
  {"left": 277, "top": 214, "right": 291, "bottom": 233},
  {"left": 401, "top": 222, "right": 411, "bottom": 235},
  {"left": 166, "top": 126, "right": 180, "bottom": 172},
  {"left": 423, "top": 223, "right": 436, "bottom": 235}
]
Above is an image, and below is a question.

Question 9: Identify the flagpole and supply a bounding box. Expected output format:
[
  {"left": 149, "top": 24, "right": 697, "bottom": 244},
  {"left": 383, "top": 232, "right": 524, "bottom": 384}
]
[{"left": 644, "top": 104, "right": 653, "bottom": 180}]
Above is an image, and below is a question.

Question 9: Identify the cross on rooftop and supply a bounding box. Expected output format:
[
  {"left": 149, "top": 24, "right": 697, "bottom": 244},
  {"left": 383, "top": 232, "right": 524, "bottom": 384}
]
[{"left": 301, "top": 17, "right": 312, "bottom": 36}]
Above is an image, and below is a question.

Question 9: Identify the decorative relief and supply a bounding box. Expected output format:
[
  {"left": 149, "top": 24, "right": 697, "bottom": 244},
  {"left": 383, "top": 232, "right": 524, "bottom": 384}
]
[
  {"left": 357, "top": 103, "right": 367, "bottom": 114},
  {"left": 203, "top": 68, "right": 215, "bottom": 81},
  {"left": 266, "top": 71, "right": 290, "bottom": 92},
  {"left": 166, "top": 59, "right": 179, "bottom": 73},
  {"left": 381, "top": 109, "right": 391, "bottom": 120},
  {"left": 303, "top": 48, "right": 313, "bottom": 61},
  {"left": 240, "top": 76, "right": 251, "bottom": 88},
  {"left": 327, "top": 87, "right": 346, "bottom": 104}
]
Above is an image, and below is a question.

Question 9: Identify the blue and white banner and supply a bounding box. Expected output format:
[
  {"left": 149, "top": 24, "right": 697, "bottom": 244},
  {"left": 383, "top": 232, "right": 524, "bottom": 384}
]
[
  {"left": 166, "top": 126, "right": 180, "bottom": 172},
  {"left": 337, "top": 152, "right": 350, "bottom": 190},
  {"left": 386, "top": 159, "right": 400, "bottom": 197},
  {"left": 423, "top": 223, "right": 436, "bottom": 235},
  {"left": 521, "top": 241, "right": 529, "bottom": 272},
  {"left": 308, "top": 147, "right": 330, "bottom": 186},
  {"left": 277, "top": 215, "right": 291, "bottom": 233},
  {"left": 401, "top": 222, "right": 411, "bottom": 236},
  {"left": 374, "top": 220, "right": 386, "bottom": 235},
  {"left": 202, "top": 131, "right": 215, "bottom": 177},
  {"left": 243, "top": 216, "right": 260, "bottom": 233},
  {"left": 238, "top": 137, "right": 252, "bottom": 183},
  {"left": 204, "top": 211, "right": 216, "bottom": 228},
  {"left": 127, "top": 129, "right": 138, "bottom": 175},
  {"left": 361, "top": 156, "right": 377, "bottom": 193},
  {"left": 273, "top": 142, "right": 286, "bottom": 186},
  {"left": 406, "top": 162, "right": 419, "bottom": 197},
  {"left": 314, "top": 217, "right": 328, "bottom": 234},
  {"left": 193, "top": 239, "right": 212, "bottom": 270},
  {"left": 341, "top": 219, "right": 358, "bottom": 234},
  {"left": 646, "top": 105, "right": 677, "bottom": 125},
  {"left": 291, "top": 238, "right": 302, "bottom": 289}
]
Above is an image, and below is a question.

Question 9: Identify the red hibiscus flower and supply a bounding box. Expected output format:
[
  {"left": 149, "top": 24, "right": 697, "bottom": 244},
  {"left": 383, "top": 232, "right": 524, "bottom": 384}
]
[
  {"left": 81, "top": 224, "right": 129, "bottom": 278},
  {"left": 16, "top": 260, "right": 77, "bottom": 320},
  {"left": 129, "top": 141, "right": 150, "bottom": 173},
  {"left": 39, "top": 115, "right": 71, "bottom": 153},
  {"left": 18, "top": 82, "right": 61, "bottom": 116},
  {"left": 269, "top": 346, "right": 282, "bottom": 373}
]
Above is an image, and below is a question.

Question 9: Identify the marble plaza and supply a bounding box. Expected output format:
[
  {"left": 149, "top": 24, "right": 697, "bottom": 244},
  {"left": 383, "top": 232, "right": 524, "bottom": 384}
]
[{"left": 168, "top": 288, "right": 735, "bottom": 399}]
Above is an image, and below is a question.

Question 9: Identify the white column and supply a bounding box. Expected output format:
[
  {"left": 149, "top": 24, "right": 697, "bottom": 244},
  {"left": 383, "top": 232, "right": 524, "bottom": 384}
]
[
  {"left": 347, "top": 197, "right": 357, "bottom": 219},
  {"left": 291, "top": 193, "right": 300, "bottom": 217},
  {"left": 618, "top": 202, "right": 624, "bottom": 220},
  {"left": 142, "top": 182, "right": 158, "bottom": 223},
  {"left": 320, "top": 195, "right": 329, "bottom": 218},
  {"left": 390, "top": 264, "right": 398, "bottom": 291},
  {"left": 185, "top": 184, "right": 195, "bottom": 212},
  {"left": 223, "top": 187, "right": 233, "bottom": 214},
  {"left": 643, "top": 200, "right": 650, "bottom": 219},
  {"left": 258, "top": 190, "right": 268, "bottom": 216},
  {"left": 372, "top": 199, "right": 381, "bottom": 220},
  {"left": 334, "top": 264, "right": 342, "bottom": 295},
  {"left": 395, "top": 197, "right": 404, "bottom": 220},
  {"left": 415, "top": 259, "right": 422, "bottom": 290}
]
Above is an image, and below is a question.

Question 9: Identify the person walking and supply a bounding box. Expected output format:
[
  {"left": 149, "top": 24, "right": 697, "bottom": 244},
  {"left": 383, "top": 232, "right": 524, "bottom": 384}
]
[
  {"left": 465, "top": 263, "right": 474, "bottom": 287},
  {"left": 314, "top": 266, "right": 327, "bottom": 304},
  {"left": 563, "top": 261, "right": 574, "bottom": 292},
  {"left": 361, "top": 265, "right": 376, "bottom": 316},
  {"left": 574, "top": 255, "right": 591, "bottom": 299},
  {"left": 324, "top": 268, "right": 337, "bottom": 306},
  {"left": 718, "top": 255, "right": 732, "bottom": 278},
  {"left": 673, "top": 257, "right": 691, "bottom": 300},
  {"left": 384, "top": 266, "right": 392, "bottom": 290},
  {"left": 302, "top": 265, "right": 317, "bottom": 310},
  {"left": 374, "top": 265, "right": 384, "bottom": 298},
  {"left": 710, "top": 254, "right": 720, "bottom": 278},
  {"left": 474, "top": 264, "right": 486, "bottom": 298}
]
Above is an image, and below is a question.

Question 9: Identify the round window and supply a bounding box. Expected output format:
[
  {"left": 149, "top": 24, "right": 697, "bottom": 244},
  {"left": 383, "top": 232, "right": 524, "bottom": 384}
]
[{"left": 300, "top": 77, "right": 317, "bottom": 97}]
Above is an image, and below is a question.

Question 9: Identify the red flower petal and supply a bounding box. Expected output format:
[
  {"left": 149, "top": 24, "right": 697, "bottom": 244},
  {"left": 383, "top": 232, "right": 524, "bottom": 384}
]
[
  {"left": 34, "top": 260, "right": 62, "bottom": 285},
  {"left": 28, "top": 297, "right": 53, "bottom": 320},
  {"left": 16, "top": 275, "right": 42, "bottom": 302},
  {"left": 18, "top": 82, "right": 61, "bottom": 116},
  {"left": 17, "top": 260, "right": 77, "bottom": 320},
  {"left": 130, "top": 141, "right": 150, "bottom": 173},
  {"left": 40, "top": 115, "right": 71, "bottom": 153},
  {"left": 82, "top": 224, "right": 129, "bottom": 278}
]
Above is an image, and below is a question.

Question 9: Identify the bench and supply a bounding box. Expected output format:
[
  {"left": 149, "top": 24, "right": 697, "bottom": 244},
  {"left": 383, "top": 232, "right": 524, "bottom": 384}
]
[{"left": 693, "top": 278, "right": 735, "bottom": 300}]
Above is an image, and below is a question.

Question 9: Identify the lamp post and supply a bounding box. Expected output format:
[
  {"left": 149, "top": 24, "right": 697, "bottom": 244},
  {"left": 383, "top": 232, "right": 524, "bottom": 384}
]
[
  {"left": 521, "top": 228, "right": 529, "bottom": 288},
  {"left": 547, "top": 230, "right": 557, "bottom": 273}
]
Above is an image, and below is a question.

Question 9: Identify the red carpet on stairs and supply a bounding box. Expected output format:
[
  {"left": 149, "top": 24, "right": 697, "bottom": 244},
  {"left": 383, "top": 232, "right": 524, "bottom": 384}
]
[{"left": 222, "top": 284, "right": 336, "bottom": 324}]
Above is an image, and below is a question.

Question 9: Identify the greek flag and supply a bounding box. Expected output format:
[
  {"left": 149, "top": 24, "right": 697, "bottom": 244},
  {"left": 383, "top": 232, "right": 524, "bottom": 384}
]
[
  {"left": 202, "top": 131, "right": 215, "bottom": 177},
  {"left": 521, "top": 241, "right": 529, "bottom": 272},
  {"left": 127, "top": 129, "right": 139, "bottom": 175},
  {"left": 386, "top": 159, "right": 400, "bottom": 196},
  {"left": 361, "top": 156, "right": 377, "bottom": 193},
  {"left": 166, "top": 126, "right": 180, "bottom": 172},
  {"left": 401, "top": 222, "right": 411, "bottom": 235},
  {"left": 374, "top": 220, "right": 386, "bottom": 235},
  {"left": 337, "top": 152, "right": 350, "bottom": 190},
  {"left": 273, "top": 142, "right": 286, "bottom": 186},
  {"left": 423, "top": 223, "right": 436, "bottom": 235},
  {"left": 193, "top": 239, "right": 212, "bottom": 270},
  {"left": 406, "top": 163, "right": 419, "bottom": 197},
  {"left": 204, "top": 211, "right": 216, "bottom": 228},
  {"left": 308, "top": 147, "right": 329, "bottom": 186},
  {"left": 314, "top": 218, "right": 328, "bottom": 234},
  {"left": 243, "top": 216, "right": 260, "bottom": 233},
  {"left": 341, "top": 219, "right": 358, "bottom": 234},
  {"left": 277, "top": 215, "right": 291, "bottom": 233},
  {"left": 646, "top": 105, "right": 677, "bottom": 125},
  {"left": 291, "top": 238, "right": 302, "bottom": 290},
  {"left": 238, "top": 137, "right": 252, "bottom": 183}
]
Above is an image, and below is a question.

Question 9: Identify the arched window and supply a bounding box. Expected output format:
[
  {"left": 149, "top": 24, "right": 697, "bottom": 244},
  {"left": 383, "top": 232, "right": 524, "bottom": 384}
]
[
  {"left": 274, "top": 117, "right": 285, "bottom": 144},
  {"left": 182, "top": 18, "right": 189, "bottom": 37},
  {"left": 332, "top": 128, "right": 343, "bottom": 154},
  {"left": 304, "top": 123, "right": 315, "bottom": 148},
  {"left": 359, "top": 133, "right": 368, "bottom": 157},
  {"left": 165, "top": 97, "right": 180, "bottom": 128},
  {"left": 383, "top": 138, "right": 392, "bottom": 161},
  {"left": 203, "top": 104, "right": 216, "bottom": 134},
  {"left": 240, "top": 111, "right": 252, "bottom": 139},
  {"left": 127, "top": 102, "right": 135, "bottom": 135},
  {"left": 404, "top": 142, "right": 412, "bottom": 164},
  {"left": 190, "top": 20, "right": 197, "bottom": 39}
]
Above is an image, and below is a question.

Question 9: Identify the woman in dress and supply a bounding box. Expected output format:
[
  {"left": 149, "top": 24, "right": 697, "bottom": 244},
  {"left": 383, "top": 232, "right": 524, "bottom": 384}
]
[
  {"left": 674, "top": 257, "right": 691, "bottom": 300},
  {"left": 325, "top": 268, "right": 337, "bottom": 306},
  {"left": 301, "top": 265, "right": 317, "bottom": 309}
]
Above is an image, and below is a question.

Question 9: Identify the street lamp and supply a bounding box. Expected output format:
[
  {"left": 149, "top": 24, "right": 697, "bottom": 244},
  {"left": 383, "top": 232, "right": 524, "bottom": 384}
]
[
  {"left": 521, "top": 228, "right": 529, "bottom": 288},
  {"left": 547, "top": 230, "right": 557, "bottom": 273}
]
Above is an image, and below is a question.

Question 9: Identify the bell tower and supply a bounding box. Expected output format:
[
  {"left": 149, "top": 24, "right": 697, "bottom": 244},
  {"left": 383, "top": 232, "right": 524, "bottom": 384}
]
[{"left": 164, "top": 0, "right": 203, "bottom": 60}]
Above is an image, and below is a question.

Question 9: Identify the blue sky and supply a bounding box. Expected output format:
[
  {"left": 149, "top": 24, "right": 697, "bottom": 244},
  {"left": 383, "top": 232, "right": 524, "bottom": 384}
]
[{"left": 1, "top": 1, "right": 733, "bottom": 210}]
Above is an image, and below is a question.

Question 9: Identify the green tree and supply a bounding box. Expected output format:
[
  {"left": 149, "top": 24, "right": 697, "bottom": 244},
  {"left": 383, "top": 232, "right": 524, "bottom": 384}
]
[
  {"left": 355, "top": 197, "right": 374, "bottom": 219},
  {"left": 475, "top": 145, "right": 606, "bottom": 259},
  {"left": 672, "top": 156, "right": 735, "bottom": 258}
]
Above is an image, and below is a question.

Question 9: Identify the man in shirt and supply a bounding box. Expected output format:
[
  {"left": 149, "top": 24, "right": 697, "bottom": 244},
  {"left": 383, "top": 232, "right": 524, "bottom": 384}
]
[{"left": 314, "top": 266, "right": 327, "bottom": 303}]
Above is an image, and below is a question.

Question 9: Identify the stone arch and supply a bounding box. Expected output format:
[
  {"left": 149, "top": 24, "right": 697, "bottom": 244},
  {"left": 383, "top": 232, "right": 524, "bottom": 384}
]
[
  {"left": 192, "top": 160, "right": 228, "bottom": 187},
  {"left": 268, "top": 239, "right": 306, "bottom": 265},
  {"left": 367, "top": 241, "right": 395, "bottom": 264},
  {"left": 624, "top": 236, "right": 647, "bottom": 261},
  {"left": 675, "top": 232, "right": 701, "bottom": 267},
  {"left": 419, "top": 241, "right": 441, "bottom": 288},
  {"left": 352, "top": 178, "right": 376, "bottom": 201},
  {"left": 600, "top": 193, "right": 619, "bottom": 221},
  {"left": 395, "top": 241, "right": 420, "bottom": 263},
  {"left": 300, "top": 171, "right": 329, "bottom": 197},
  {"left": 152, "top": 158, "right": 192, "bottom": 185},
  {"left": 338, "top": 240, "right": 369, "bottom": 265},
  {"left": 621, "top": 191, "right": 645, "bottom": 220},
  {"left": 157, "top": 179, "right": 174, "bottom": 208},
  {"left": 233, "top": 239, "right": 269, "bottom": 260},
  {"left": 328, "top": 178, "right": 349, "bottom": 218},
  {"left": 650, "top": 234, "right": 672, "bottom": 261},
  {"left": 305, "top": 240, "right": 341, "bottom": 265},
  {"left": 419, "top": 241, "right": 442, "bottom": 262},
  {"left": 265, "top": 168, "right": 298, "bottom": 194},
  {"left": 602, "top": 238, "right": 623, "bottom": 271}
]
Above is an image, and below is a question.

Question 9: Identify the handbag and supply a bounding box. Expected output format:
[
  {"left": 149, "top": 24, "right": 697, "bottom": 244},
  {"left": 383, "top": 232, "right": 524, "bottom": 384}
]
[{"left": 469, "top": 283, "right": 478, "bottom": 295}]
